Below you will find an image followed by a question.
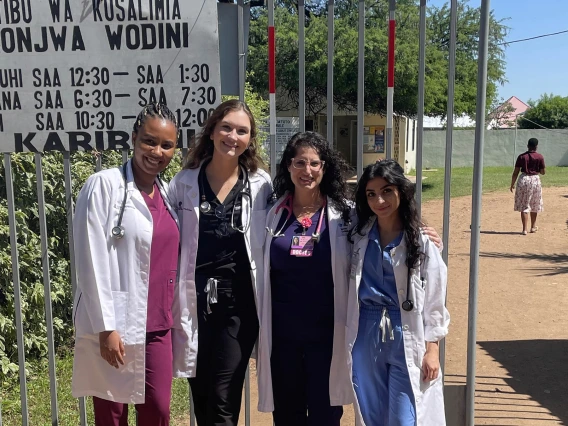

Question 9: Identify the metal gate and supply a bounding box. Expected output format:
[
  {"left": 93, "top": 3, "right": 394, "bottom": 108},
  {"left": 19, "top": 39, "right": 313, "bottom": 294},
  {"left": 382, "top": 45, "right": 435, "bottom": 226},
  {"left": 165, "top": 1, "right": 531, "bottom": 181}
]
[{"left": 1, "top": 0, "right": 493, "bottom": 425}]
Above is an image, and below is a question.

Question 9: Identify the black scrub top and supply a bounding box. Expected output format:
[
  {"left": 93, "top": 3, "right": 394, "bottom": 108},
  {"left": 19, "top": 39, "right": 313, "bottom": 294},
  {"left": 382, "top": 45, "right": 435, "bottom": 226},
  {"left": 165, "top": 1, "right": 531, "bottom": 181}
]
[{"left": 195, "top": 165, "right": 251, "bottom": 280}]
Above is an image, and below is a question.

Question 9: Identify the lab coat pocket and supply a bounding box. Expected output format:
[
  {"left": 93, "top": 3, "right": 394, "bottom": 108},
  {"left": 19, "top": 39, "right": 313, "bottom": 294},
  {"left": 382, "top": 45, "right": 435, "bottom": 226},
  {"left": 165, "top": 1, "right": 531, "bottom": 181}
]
[
  {"left": 412, "top": 275, "right": 425, "bottom": 313},
  {"left": 112, "top": 291, "right": 129, "bottom": 341}
]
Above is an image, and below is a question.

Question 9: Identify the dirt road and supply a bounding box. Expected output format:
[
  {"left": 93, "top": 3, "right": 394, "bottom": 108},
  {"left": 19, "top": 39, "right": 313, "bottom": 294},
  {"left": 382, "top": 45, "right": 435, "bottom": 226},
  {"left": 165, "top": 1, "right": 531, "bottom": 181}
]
[{"left": 175, "top": 187, "right": 568, "bottom": 425}]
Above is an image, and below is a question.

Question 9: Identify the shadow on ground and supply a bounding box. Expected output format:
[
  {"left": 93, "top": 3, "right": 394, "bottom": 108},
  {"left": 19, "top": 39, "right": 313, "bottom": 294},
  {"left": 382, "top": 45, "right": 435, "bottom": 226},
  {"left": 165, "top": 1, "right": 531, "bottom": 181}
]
[
  {"left": 479, "top": 251, "right": 568, "bottom": 276},
  {"left": 478, "top": 339, "right": 568, "bottom": 424}
]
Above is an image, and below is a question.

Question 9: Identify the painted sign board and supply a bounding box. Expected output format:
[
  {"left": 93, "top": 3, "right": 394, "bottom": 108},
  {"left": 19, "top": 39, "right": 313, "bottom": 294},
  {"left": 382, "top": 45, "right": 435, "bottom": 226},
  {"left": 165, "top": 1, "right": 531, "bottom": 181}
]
[{"left": 0, "top": 0, "right": 221, "bottom": 152}]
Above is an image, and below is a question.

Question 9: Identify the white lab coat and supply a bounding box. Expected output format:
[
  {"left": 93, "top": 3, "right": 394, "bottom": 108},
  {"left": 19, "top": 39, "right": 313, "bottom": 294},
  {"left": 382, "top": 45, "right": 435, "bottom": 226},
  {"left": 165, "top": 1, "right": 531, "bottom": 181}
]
[
  {"left": 167, "top": 164, "right": 273, "bottom": 378},
  {"left": 256, "top": 194, "right": 355, "bottom": 412},
  {"left": 72, "top": 160, "right": 182, "bottom": 404},
  {"left": 346, "top": 219, "right": 450, "bottom": 426}
]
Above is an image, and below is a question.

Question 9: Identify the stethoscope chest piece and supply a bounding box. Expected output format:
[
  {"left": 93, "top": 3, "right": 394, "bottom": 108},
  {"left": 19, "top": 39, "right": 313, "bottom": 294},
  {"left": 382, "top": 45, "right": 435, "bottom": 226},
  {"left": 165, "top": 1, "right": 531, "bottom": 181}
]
[
  {"left": 200, "top": 200, "right": 212, "bottom": 214},
  {"left": 401, "top": 299, "right": 414, "bottom": 312},
  {"left": 112, "top": 225, "right": 125, "bottom": 239}
]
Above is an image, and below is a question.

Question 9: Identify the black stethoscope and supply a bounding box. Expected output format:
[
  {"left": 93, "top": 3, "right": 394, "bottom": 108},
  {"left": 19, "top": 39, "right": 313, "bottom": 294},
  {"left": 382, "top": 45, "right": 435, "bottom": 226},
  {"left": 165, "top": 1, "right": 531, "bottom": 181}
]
[
  {"left": 198, "top": 164, "right": 252, "bottom": 234},
  {"left": 402, "top": 270, "right": 414, "bottom": 311},
  {"left": 111, "top": 163, "right": 168, "bottom": 239},
  {"left": 401, "top": 265, "right": 426, "bottom": 311}
]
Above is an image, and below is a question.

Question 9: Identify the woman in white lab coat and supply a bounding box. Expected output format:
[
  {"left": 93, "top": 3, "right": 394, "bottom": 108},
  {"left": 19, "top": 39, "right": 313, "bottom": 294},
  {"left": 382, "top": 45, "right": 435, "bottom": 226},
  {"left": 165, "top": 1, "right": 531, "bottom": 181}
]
[
  {"left": 256, "top": 131, "right": 354, "bottom": 424},
  {"left": 72, "top": 103, "right": 186, "bottom": 426},
  {"left": 346, "top": 160, "right": 450, "bottom": 426},
  {"left": 168, "top": 100, "right": 272, "bottom": 426}
]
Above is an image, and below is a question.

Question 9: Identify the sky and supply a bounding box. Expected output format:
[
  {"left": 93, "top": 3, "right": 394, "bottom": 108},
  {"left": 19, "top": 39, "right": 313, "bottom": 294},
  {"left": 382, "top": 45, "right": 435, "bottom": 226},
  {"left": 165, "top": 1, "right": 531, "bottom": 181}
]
[{"left": 428, "top": 0, "right": 568, "bottom": 104}]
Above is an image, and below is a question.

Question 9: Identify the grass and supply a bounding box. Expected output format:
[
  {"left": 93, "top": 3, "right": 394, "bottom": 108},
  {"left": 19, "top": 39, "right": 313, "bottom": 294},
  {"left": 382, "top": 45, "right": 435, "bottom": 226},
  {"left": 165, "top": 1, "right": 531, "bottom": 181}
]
[
  {"left": 408, "top": 166, "right": 568, "bottom": 201},
  {"left": 1, "top": 353, "right": 190, "bottom": 426}
]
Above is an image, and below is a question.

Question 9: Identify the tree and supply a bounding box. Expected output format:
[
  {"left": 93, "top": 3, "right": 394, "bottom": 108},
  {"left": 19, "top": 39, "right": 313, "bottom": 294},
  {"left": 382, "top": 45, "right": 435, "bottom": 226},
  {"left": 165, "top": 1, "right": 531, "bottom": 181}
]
[
  {"left": 487, "top": 97, "right": 516, "bottom": 129},
  {"left": 247, "top": 0, "right": 509, "bottom": 118},
  {"left": 518, "top": 94, "right": 568, "bottom": 129}
]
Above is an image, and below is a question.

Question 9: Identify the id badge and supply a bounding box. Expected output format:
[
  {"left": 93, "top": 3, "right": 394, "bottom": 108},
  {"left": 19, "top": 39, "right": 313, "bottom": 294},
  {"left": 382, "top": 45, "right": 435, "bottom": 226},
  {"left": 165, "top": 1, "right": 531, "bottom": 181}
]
[{"left": 290, "top": 235, "right": 314, "bottom": 257}]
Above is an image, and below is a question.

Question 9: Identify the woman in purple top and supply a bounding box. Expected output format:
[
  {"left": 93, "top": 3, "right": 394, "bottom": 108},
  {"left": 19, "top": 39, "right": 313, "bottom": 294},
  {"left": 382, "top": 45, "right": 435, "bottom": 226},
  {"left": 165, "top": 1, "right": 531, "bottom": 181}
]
[
  {"left": 257, "top": 132, "right": 353, "bottom": 424},
  {"left": 72, "top": 103, "right": 183, "bottom": 426},
  {"left": 510, "top": 137, "right": 546, "bottom": 235}
]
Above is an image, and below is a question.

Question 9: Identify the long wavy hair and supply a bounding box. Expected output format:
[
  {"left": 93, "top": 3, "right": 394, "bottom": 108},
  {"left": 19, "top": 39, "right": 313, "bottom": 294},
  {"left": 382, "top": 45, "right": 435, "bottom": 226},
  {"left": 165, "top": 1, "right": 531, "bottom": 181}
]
[
  {"left": 183, "top": 99, "right": 264, "bottom": 172},
  {"left": 350, "top": 160, "right": 423, "bottom": 269},
  {"left": 272, "top": 131, "right": 351, "bottom": 222}
]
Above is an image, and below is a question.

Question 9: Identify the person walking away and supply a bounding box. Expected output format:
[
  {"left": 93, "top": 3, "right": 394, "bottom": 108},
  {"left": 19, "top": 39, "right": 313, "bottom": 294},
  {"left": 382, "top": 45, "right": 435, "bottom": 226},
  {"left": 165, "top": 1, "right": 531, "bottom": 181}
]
[{"left": 510, "top": 137, "right": 545, "bottom": 235}]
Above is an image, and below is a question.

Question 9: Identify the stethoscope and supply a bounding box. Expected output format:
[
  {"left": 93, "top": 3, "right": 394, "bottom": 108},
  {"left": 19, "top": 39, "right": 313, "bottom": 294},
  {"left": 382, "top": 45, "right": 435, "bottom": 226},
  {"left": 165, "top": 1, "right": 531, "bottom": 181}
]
[
  {"left": 266, "top": 194, "right": 326, "bottom": 242},
  {"left": 401, "top": 263, "right": 426, "bottom": 311},
  {"left": 198, "top": 164, "right": 252, "bottom": 234},
  {"left": 402, "top": 271, "right": 414, "bottom": 311},
  {"left": 111, "top": 163, "right": 168, "bottom": 239}
]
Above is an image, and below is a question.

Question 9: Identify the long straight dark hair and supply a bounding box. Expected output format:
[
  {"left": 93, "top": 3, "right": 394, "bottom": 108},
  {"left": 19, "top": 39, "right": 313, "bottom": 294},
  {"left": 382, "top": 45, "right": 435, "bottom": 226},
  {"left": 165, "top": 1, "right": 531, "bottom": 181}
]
[{"left": 350, "top": 160, "right": 423, "bottom": 269}]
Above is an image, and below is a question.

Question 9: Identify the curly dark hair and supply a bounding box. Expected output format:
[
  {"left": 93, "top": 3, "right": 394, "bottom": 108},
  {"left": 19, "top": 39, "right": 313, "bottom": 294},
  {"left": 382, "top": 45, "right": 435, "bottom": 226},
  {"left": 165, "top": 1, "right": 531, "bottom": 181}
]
[
  {"left": 183, "top": 99, "right": 264, "bottom": 173},
  {"left": 273, "top": 131, "right": 351, "bottom": 222},
  {"left": 349, "top": 160, "right": 423, "bottom": 269}
]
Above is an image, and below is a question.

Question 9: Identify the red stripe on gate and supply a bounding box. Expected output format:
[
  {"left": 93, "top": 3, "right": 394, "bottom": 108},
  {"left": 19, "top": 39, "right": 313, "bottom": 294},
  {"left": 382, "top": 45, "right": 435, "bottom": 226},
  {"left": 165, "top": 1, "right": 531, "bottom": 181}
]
[
  {"left": 268, "top": 26, "right": 276, "bottom": 94},
  {"left": 388, "top": 20, "right": 396, "bottom": 88}
]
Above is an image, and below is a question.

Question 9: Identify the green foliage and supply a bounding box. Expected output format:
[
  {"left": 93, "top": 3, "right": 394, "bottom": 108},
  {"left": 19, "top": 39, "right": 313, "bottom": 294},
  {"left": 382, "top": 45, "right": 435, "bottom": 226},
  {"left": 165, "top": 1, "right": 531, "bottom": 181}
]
[
  {"left": 519, "top": 94, "right": 568, "bottom": 130},
  {"left": 247, "top": 0, "right": 508, "bottom": 118}
]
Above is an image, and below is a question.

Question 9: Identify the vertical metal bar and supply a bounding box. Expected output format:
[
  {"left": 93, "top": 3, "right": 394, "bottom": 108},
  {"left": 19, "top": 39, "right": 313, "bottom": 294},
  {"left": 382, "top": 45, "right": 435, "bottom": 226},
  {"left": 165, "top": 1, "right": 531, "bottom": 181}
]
[
  {"left": 326, "top": 0, "right": 334, "bottom": 145},
  {"left": 122, "top": 149, "right": 128, "bottom": 164},
  {"left": 415, "top": 0, "right": 427, "bottom": 216},
  {"left": 35, "top": 153, "right": 59, "bottom": 425},
  {"left": 268, "top": 0, "right": 277, "bottom": 178},
  {"left": 4, "top": 153, "right": 29, "bottom": 425},
  {"left": 244, "top": 366, "right": 251, "bottom": 426},
  {"left": 298, "top": 0, "right": 306, "bottom": 132},
  {"left": 466, "top": 1, "right": 491, "bottom": 425},
  {"left": 513, "top": 117, "right": 518, "bottom": 165},
  {"left": 189, "top": 391, "right": 196, "bottom": 426},
  {"left": 95, "top": 154, "right": 102, "bottom": 172},
  {"left": 440, "top": 0, "right": 458, "bottom": 377},
  {"left": 237, "top": 0, "right": 246, "bottom": 102},
  {"left": 357, "top": 0, "right": 365, "bottom": 177},
  {"left": 63, "top": 152, "right": 88, "bottom": 426},
  {"left": 386, "top": 0, "right": 396, "bottom": 160}
]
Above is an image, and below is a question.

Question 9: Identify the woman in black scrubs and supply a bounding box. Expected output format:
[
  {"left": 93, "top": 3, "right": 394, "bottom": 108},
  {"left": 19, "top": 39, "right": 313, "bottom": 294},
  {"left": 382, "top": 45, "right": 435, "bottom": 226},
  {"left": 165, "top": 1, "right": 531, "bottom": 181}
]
[{"left": 169, "top": 100, "right": 272, "bottom": 425}]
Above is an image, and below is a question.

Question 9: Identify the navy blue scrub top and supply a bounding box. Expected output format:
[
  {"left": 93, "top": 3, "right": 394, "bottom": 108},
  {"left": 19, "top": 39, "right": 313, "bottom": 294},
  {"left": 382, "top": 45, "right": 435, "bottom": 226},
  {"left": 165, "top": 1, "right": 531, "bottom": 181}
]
[
  {"left": 270, "top": 208, "right": 334, "bottom": 342},
  {"left": 358, "top": 222, "right": 403, "bottom": 307}
]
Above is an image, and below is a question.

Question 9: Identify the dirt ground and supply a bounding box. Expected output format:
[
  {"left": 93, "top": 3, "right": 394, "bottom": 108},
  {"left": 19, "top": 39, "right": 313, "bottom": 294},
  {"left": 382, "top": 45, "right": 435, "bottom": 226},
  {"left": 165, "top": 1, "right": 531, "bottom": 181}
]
[{"left": 176, "top": 187, "right": 568, "bottom": 426}]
